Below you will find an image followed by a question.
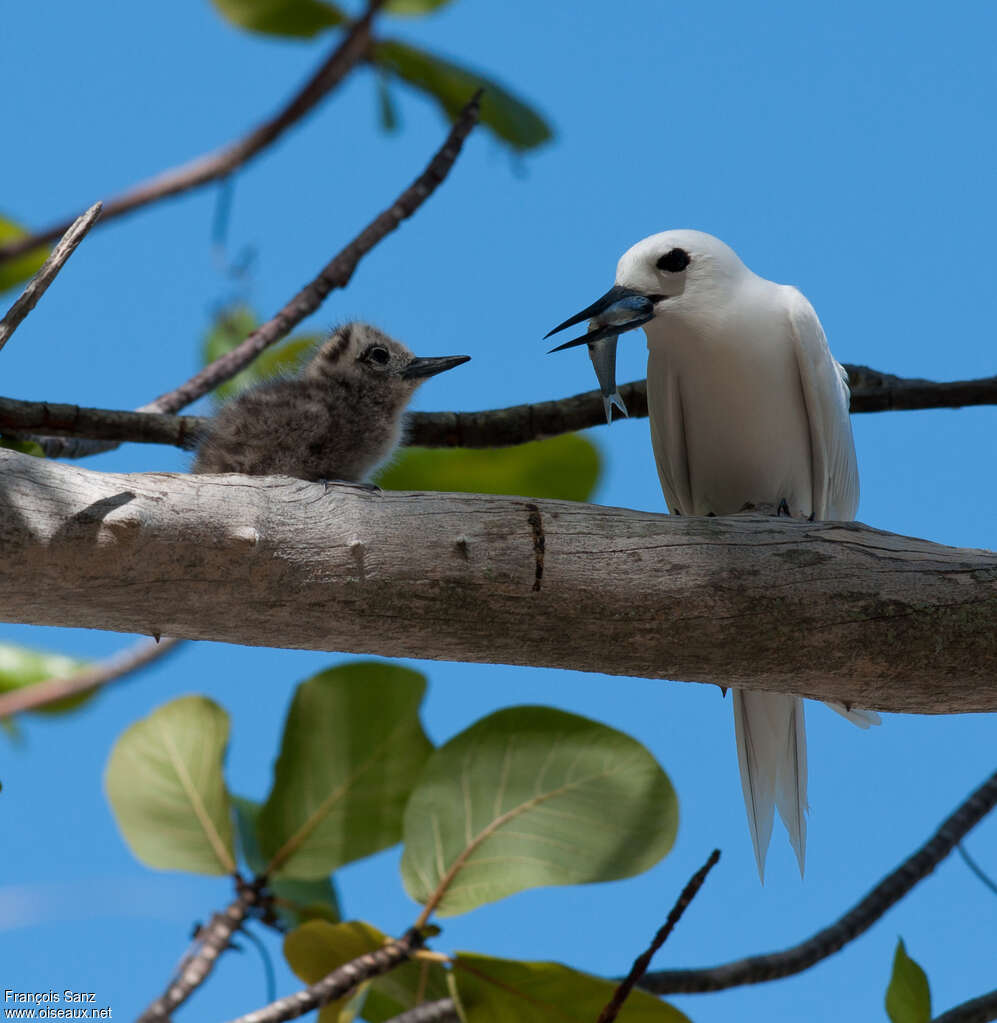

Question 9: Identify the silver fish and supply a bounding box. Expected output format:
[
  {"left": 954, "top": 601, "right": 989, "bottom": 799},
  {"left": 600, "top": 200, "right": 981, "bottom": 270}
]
[{"left": 587, "top": 323, "right": 628, "bottom": 424}]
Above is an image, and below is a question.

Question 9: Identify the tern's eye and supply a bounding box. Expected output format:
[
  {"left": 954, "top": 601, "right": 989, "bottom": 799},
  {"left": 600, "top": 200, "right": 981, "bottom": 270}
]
[
  {"left": 656, "top": 248, "right": 690, "bottom": 273},
  {"left": 365, "top": 346, "right": 390, "bottom": 366}
]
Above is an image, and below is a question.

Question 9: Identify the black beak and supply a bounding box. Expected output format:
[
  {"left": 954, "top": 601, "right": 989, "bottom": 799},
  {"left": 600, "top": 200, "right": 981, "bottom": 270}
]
[
  {"left": 544, "top": 285, "right": 655, "bottom": 353},
  {"left": 402, "top": 354, "right": 471, "bottom": 380}
]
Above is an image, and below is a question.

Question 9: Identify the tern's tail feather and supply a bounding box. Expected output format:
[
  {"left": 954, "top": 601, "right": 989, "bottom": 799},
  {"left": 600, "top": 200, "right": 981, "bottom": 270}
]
[
  {"left": 733, "top": 689, "right": 808, "bottom": 880},
  {"left": 602, "top": 391, "right": 629, "bottom": 424}
]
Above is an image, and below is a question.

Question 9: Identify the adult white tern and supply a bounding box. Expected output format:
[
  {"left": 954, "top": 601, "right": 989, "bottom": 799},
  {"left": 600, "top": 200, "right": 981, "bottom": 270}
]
[{"left": 546, "top": 229, "right": 879, "bottom": 879}]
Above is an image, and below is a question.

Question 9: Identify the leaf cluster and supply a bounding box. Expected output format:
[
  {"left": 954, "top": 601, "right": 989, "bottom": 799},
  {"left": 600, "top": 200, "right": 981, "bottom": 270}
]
[{"left": 104, "top": 660, "right": 683, "bottom": 1021}]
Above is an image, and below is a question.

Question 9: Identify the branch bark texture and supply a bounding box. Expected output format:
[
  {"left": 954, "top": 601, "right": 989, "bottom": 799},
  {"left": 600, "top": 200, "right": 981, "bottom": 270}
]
[
  {"left": 229, "top": 929, "right": 423, "bottom": 1023},
  {"left": 0, "top": 203, "right": 102, "bottom": 353},
  {"left": 138, "top": 881, "right": 259, "bottom": 1023},
  {"left": 1, "top": 450, "right": 995, "bottom": 713}
]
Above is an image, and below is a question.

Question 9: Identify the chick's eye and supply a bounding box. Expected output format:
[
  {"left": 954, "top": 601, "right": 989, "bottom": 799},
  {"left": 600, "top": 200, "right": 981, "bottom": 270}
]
[
  {"left": 656, "top": 248, "right": 690, "bottom": 273},
  {"left": 366, "top": 346, "right": 390, "bottom": 365}
]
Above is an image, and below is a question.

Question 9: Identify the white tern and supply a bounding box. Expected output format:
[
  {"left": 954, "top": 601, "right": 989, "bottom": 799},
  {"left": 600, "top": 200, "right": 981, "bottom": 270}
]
[{"left": 546, "top": 229, "right": 879, "bottom": 879}]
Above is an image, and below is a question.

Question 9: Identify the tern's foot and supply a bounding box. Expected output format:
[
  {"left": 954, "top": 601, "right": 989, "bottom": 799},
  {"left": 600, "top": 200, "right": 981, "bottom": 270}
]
[{"left": 777, "top": 498, "right": 792, "bottom": 517}]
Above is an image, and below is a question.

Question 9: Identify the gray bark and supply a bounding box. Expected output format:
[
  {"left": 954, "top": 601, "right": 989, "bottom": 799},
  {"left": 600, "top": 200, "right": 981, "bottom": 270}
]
[{"left": 1, "top": 448, "right": 994, "bottom": 714}]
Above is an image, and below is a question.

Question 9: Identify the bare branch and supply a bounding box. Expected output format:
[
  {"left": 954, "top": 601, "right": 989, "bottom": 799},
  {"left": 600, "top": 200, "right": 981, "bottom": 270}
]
[
  {"left": 598, "top": 849, "right": 720, "bottom": 1023},
  {"left": 931, "top": 988, "right": 997, "bottom": 1023},
  {"left": 6, "top": 361, "right": 997, "bottom": 454},
  {"left": 0, "top": 397, "right": 205, "bottom": 448},
  {"left": 639, "top": 769, "right": 997, "bottom": 995},
  {"left": 0, "top": 6, "right": 383, "bottom": 267},
  {"left": 227, "top": 928, "right": 423, "bottom": 1023},
  {"left": 139, "top": 879, "right": 260, "bottom": 1023},
  {"left": 144, "top": 89, "right": 481, "bottom": 416},
  {"left": 2, "top": 450, "right": 996, "bottom": 712},
  {"left": 0, "top": 203, "right": 103, "bottom": 353},
  {"left": 0, "top": 635, "right": 182, "bottom": 718}
]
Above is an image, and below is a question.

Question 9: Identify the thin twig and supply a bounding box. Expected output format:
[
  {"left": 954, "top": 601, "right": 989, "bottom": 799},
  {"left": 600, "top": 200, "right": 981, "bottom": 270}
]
[
  {"left": 0, "top": 6, "right": 383, "bottom": 267},
  {"left": 139, "top": 878, "right": 261, "bottom": 1023},
  {"left": 957, "top": 843, "right": 997, "bottom": 897},
  {"left": 0, "top": 203, "right": 103, "bottom": 353},
  {"left": 931, "top": 988, "right": 997, "bottom": 1023},
  {"left": 598, "top": 849, "right": 720, "bottom": 1023},
  {"left": 381, "top": 1000, "right": 460, "bottom": 1023},
  {"left": 6, "top": 361, "right": 997, "bottom": 456},
  {"left": 639, "top": 769, "right": 997, "bottom": 995},
  {"left": 226, "top": 928, "right": 424, "bottom": 1023},
  {"left": 144, "top": 88, "right": 481, "bottom": 416},
  {"left": 0, "top": 636, "right": 182, "bottom": 718}
]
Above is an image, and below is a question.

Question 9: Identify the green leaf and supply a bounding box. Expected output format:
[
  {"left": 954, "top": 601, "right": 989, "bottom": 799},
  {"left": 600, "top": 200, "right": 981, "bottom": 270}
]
[
  {"left": 0, "top": 437, "right": 45, "bottom": 458},
  {"left": 886, "top": 939, "right": 931, "bottom": 1023},
  {"left": 372, "top": 39, "right": 552, "bottom": 151},
  {"left": 376, "top": 434, "right": 600, "bottom": 501},
  {"left": 234, "top": 797, "right": 341, "bottom": 928},
  {"left": 259, "top": 662, "right": 433, "bottom": 878},
  {"left": 0, "top": 643, "right": 94, "bottom": 715},
  {"left": 386, "top": 0, "right": 455, "bottom": 14},
  {"left": 401, "top": 706, "right": 677, "bottom": 917},
  {"left": 210, "top": 0, "right": 346, "bottom": 37},
  {"left": 105, "top": 696, "right": 236, "bottom": 875},
  {"left": 450, "top": 953, "right": 690, "bottom": 1023},
  {"left": 0, "top": 214, "right": 49, "bottom": 294},
  {"left": 284, "top": 920, "right": 387, "bottom": 1023},
  {"left": 201, "top": 305, "right": 318, "bottom": 403}
]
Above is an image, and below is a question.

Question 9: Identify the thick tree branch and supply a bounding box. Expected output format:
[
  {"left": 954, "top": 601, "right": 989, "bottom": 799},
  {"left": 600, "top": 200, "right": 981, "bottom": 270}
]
[
  {"left": 138, "top": 879, "right": 260, "bottom": 1023},
  {"left": 3, "top": 363, "right": 996, "bottom": 453},
  {"left": 0, "top": 635, "right": 182, "bottom": 717},
  {"left": 228, "top": 929, "right": 423, "bottom": 1023},
  {"left": 1, "top": 449, "right": 995, "bottom": 712},
  {"left": 0, "top": 203, "right": 103, "bottom": 353},
  {"left": 0, "top": 9, "right": 383, "bottom": 266},
  {"left": 639, "top": 769, "right": 997, "bottom": 994}
]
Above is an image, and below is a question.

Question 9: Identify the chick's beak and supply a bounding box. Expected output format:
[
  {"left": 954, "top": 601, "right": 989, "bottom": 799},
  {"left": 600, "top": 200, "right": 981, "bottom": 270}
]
[
  {"left": 544, "top": 285, "right": 655, "bottom": 352},
  {"left": 402, "top": 354, "right": 471, "bottom": 380}
]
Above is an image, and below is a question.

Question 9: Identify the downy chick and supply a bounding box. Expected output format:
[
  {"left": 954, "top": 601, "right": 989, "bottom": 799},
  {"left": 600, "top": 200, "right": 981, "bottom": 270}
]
[{"left": 193, "top": 322, "right": 469, "bottom": 481}]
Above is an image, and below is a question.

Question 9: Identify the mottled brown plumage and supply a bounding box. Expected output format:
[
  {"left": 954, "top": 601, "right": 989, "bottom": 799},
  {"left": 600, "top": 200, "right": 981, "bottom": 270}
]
[{"left": 192, "top": 323, "right": 469, "bottom": 481}]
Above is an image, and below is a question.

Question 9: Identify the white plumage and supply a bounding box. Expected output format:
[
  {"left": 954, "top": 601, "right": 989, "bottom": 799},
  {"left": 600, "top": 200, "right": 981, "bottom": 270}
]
[{"left": 548, "top": 229, "right": 879, "bottom": 879}]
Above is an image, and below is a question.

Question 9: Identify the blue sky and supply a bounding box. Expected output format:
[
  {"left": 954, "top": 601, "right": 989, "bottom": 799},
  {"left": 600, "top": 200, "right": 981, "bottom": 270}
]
[{"left": 2, "top": 1, "right": 995, "bottom": 1020}]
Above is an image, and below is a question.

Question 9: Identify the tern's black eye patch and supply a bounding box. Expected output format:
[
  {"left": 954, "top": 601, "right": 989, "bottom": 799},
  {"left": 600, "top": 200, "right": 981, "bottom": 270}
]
[{"left": 656, "top": 248, "right": 690, "bottom": 273}]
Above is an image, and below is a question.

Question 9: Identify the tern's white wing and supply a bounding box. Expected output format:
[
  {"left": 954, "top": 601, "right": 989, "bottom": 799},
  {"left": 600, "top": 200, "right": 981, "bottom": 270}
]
[
  {"left": 785, "top": 288, "right": 859, "bottom": 521},
  {"left": 646, "top": 348, "right": 693, "bottom": 516},
  {"left": 786, "top": 288, "right": 879, "bottom": 730}
]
